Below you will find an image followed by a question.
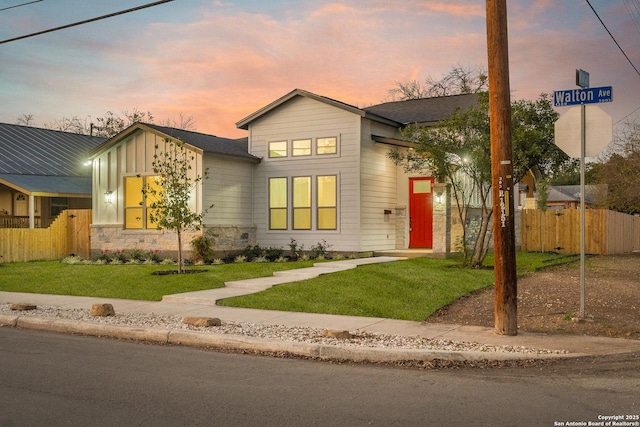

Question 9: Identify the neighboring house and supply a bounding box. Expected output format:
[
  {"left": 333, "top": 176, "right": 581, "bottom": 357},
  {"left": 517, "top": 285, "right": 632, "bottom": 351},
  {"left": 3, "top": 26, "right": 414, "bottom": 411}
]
[
  {"left": 89, "top": 89, "right": 478, "bottom": 257},
  {"left": 544, "top": 185, "right": 606, "bottom": 209},
  {"left": 0, "top": 123, "right": 105, "bottom": 228}
]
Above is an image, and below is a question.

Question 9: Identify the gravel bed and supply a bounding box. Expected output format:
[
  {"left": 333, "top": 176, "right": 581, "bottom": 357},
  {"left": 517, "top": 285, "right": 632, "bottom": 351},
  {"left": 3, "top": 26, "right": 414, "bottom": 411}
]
[{"left": 0, "top": 303, "right": 566, "bottom": 355}]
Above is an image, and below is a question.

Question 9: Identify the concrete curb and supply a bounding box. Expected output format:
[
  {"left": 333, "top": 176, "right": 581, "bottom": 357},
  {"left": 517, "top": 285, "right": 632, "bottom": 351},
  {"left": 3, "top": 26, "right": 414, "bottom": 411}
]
[{"left": 0, "top": 314, "right": 578, "bottom": 363}]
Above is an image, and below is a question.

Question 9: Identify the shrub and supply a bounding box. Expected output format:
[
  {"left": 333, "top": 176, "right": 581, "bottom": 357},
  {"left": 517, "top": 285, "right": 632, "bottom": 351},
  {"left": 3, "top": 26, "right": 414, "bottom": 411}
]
[
  {"left": 96, "top": 250, "right": 112, "bottom": 263},
  {"left": 145, "top": 250, "right": 162, "bottom": 263},
  {"left": 112, "top": 250, "right": 127, "bottom": 263},
  {"left": 61, "top": 256, "right": 83, "bottom": 265},
  {"left": 253, "top": 255, "right": 269, "bottom": 263},
  {"left": 265, "top": 246, "right": 284, "bottom": 262},
  {"left": 288, "top": 238, "right": 304, "bottom": 261},
  {"left": 191, "top": 235, "right": 213, "bottom": 263},
  {"left": 126, "top": 249, "right": 146, "bottom": 262},
  {"left": 243, "top": 245, "right": 265, "bottom": 261},
  {"left": 234, "top": 255, "right": 247, "bottom": 263},
  {"left": 310, "top": 239, "right": 332, "bottom": 259}
]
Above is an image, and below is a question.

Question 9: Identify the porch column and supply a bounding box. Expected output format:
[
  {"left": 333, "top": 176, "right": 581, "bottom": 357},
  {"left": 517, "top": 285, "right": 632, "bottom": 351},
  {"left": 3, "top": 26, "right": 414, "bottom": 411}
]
[{"left": 29, "top": 194, "right": 35, "bottom": 229}]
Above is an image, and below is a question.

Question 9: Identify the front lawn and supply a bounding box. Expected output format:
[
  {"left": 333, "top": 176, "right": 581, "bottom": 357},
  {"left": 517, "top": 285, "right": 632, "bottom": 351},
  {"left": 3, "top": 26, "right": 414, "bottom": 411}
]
[
  {"left": 218, "top": 252, "right": 571, "bottom": 321},
  {"left": 0, "top": 252, "right": 569, "bottom": 320},
  {"left": 0, "top": 260, "right": 316, "bottom": 301}
]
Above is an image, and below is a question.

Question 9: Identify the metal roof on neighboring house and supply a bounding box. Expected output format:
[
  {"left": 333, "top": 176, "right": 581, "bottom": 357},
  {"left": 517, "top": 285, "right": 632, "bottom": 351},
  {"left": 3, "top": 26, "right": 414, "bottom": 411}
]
[
  {"left": 0, "top": 174, "right": 92, "bottom": 196},
  {"left": 363, "top": 93, "right": 479, "bottom": 126},
  {"left": 0, "top": 123, "right": 105, "bottom": 196}
]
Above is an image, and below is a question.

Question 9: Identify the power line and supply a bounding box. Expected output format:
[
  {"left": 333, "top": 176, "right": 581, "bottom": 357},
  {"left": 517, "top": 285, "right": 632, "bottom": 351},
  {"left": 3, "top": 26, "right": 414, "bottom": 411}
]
[
  {"left": 0, "top": 0, "right": 43, "bottom": 12},
  {"left": 585, "top": 0, "right": 640, "bottom": 77},
  {"left": 0, "top": 0, "right": 174, "bottom": 45}
]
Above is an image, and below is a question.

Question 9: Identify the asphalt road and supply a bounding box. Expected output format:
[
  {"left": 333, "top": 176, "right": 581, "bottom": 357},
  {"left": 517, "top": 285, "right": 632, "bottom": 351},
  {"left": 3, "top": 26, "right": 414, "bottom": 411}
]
[{"left": 1, "top": 328, "right": 638, "bottom": 426}]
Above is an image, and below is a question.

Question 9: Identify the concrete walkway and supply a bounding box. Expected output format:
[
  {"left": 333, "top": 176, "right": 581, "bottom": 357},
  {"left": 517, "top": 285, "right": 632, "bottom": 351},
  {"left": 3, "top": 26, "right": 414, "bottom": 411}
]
[
  {"left": 1, "top": 257, "right": 639, "bottom": 362},
  {"left": 162, "top": 257, "right": 401, "bottom": 305}
]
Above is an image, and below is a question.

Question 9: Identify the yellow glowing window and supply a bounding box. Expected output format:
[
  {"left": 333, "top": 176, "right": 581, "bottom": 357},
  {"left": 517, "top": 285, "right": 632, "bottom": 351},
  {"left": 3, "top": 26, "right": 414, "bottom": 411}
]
[
  {"left": 316, "top": 137, "right": 337, "bottom": 155},
  {"left": 268, "top": 141, "right": 287, "bottom": 158},
  {"left": 124, "top": 175, "right": 162, "bottom": 229},
  {"left": 292, "top": 139, "right": 312, "bottom": 156},
  {"left": 317, "top": 175, "right": 337, "bottom": 230},
  {"left": 293, "top": 176, "right": 311, "bottom": 229},
  {"left": 269, "top": 177, "right": 288, "bottom": 230}
]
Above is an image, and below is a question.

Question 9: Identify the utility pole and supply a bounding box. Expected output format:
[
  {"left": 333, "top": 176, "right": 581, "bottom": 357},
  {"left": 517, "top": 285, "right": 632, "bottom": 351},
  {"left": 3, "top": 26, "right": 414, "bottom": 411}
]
[{"left": 486, "top": 0, "right": 517, "bottom": 335}]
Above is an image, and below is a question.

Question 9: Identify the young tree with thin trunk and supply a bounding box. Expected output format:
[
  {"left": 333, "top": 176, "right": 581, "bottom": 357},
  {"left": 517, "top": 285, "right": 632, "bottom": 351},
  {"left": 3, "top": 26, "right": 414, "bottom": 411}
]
[{"left": 145, "top": 138, "right": 210, "bottom": 273}]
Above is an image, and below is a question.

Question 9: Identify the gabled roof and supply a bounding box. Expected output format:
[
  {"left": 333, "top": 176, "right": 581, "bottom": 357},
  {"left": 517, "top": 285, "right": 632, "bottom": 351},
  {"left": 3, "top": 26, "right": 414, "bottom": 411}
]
[
  {"left": 363, "top": 93, "right": 479, "bottom": 126},
  {"left": 547, "top": 185, "right": 605, "bottom": 206},
  {"left": 90, "top": 122, "right": 259, "bottom": 162},
  {"left": 235, "top": 88, "right": 400, "bottom": 130},
  {"left": 0, "top": 123, "right": 105, "bottom": 196},
  {"left": 236, "top": 89, "right": 479, "bottom": 130}
]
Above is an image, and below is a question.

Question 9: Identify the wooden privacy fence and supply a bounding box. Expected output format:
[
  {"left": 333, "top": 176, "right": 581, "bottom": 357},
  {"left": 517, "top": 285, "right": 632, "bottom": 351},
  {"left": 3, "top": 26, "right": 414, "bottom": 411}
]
[
  {"left": 0, "top": 210, "right": 92, "bottom": 263},
  {"left": 521, "top": 209, "right": 640, "bottom": 255}
]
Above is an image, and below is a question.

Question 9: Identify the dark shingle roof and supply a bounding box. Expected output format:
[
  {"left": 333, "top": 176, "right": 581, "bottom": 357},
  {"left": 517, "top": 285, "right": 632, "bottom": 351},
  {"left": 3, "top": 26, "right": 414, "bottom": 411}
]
[
  {"left": 0, "top": 123, "right": 105, "bottom": 176},
  {"left": 363, "top": 93, "right": 479, "bottom": 126},
  {"left": 236, "top": 89, "right": 479, "bottom": 131},
  {"left": 547, "top": 185, "right": 605, "bottom": 206},
  {"left": 131, "top": 123, "right": 258, "bottom": 161}
]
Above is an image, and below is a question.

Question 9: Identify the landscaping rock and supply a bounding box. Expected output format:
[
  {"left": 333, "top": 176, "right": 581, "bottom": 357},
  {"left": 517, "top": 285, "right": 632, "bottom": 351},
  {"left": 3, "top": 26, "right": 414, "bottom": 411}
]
[
  {"left": 322, "top": 329, "right": 353, "bottom": 339},
  {"left": 183, "top": 317, "right": 222, "bottom": 327},
  {"left": 91, "top": 303, "right": 115, "bottom": 317},
  {"left": 10, "top": 303, "right": 37, "bottom": 311}
]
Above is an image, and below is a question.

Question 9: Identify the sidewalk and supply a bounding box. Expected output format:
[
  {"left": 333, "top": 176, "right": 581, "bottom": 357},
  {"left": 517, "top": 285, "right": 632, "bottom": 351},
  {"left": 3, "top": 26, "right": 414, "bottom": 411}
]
[{"left": 1, "top": 257, "right": 639, "bottom": 362}]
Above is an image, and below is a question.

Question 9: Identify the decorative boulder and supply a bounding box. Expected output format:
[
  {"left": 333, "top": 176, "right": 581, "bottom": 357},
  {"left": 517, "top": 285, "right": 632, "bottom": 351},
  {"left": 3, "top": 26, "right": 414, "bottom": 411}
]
[
  {"left": 10, "top": 303, "right": 37, "bottom": 311},
  {"left": 322, "top": 329, "right": 353, "bottom": 339},
  {"left": 91, "top": 303, "right": 115, "bottom": 317},
  {"left": 183, "top": 317, "right": 222, "bottom": 327}
]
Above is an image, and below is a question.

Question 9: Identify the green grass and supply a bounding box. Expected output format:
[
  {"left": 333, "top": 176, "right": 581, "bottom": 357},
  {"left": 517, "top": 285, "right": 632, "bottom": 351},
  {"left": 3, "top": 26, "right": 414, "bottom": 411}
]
[
  {"left": 0, "top": 252, "right": 569, "bottom": 321},
  {"left": 0, "top": 261, "right": 316, "bottom": 301},
  {"left": 219, "top": 252, "right": 569, "bottom": 321}
]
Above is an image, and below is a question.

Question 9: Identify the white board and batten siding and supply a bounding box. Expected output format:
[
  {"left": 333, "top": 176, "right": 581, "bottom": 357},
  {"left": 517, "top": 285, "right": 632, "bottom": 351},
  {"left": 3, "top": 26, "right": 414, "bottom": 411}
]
[
  {"left": 92, "top": 129, "right": 204, "bottom": 226},
  {"left": 248, "top": 95, "right": 363, "bottom": 252}
]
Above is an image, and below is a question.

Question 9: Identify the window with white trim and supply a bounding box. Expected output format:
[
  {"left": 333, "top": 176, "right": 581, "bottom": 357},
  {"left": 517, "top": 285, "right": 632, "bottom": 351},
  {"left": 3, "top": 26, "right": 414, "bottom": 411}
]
[{"left": 124, "top": 175, "right": 162, "bottom": 229}]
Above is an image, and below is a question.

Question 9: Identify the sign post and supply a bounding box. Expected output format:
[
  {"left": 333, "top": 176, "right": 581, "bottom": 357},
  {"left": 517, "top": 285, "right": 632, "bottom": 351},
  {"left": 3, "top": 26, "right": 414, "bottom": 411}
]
[{"left": 553, "top": 70, "right": 612, "bottom": 319}]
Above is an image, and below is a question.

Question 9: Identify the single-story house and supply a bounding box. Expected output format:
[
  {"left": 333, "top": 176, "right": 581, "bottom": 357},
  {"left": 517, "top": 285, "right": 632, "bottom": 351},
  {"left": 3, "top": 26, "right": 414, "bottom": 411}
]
[
  {"left": 88, "top": 89, "right": 479, "bottom": 258},
  {"left": 544, "top": 185, "right": 606, "bottom": 209},
  {"left": 0, "top": 123, "right": 105, "bottom": 228}
]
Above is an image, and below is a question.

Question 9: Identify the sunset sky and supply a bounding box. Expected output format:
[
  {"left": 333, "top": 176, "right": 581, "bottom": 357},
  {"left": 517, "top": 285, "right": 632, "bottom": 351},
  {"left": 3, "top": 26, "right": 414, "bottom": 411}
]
[{"left": 1, "top": 1, "right": 639, "bottom": 139}]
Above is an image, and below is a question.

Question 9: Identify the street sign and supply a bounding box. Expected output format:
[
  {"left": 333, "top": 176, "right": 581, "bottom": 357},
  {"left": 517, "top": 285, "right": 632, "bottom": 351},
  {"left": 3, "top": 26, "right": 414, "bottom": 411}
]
[
  {"left": 576, "top": 69, "right": 589, "bottom": 88},
  {"left": 554, "top": 105, "right": 613, "bottom": 158},
  {"left": 553, "top": 86, "right": 612, "bottom": 107}
]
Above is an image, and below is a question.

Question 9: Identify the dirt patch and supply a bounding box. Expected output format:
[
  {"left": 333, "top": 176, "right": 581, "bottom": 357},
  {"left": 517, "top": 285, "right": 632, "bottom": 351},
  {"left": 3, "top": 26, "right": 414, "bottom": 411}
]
[{"left": 426, "top": 253, "right": 640, "bottom": 339}]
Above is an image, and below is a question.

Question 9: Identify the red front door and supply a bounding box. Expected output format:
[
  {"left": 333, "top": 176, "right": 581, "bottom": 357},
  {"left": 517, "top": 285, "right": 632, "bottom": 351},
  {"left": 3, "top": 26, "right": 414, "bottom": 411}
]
[{"left": 409, "top": 177, "right": 434, "bottom": 248}]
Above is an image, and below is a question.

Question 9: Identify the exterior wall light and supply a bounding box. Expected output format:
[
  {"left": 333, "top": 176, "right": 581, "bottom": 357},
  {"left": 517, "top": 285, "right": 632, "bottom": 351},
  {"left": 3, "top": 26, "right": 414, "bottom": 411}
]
[
  {"left": 104, "top": 190, "right": 113, "bottom": 204},
  {"left": 435, "top": 192, "right": 443, "bottom": 204}
]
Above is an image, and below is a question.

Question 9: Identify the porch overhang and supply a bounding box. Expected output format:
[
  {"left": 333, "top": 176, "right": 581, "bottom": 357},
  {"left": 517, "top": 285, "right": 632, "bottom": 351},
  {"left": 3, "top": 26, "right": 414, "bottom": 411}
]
[{"left": 0, "top": 174, "right": 92, "bottom": 197}]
